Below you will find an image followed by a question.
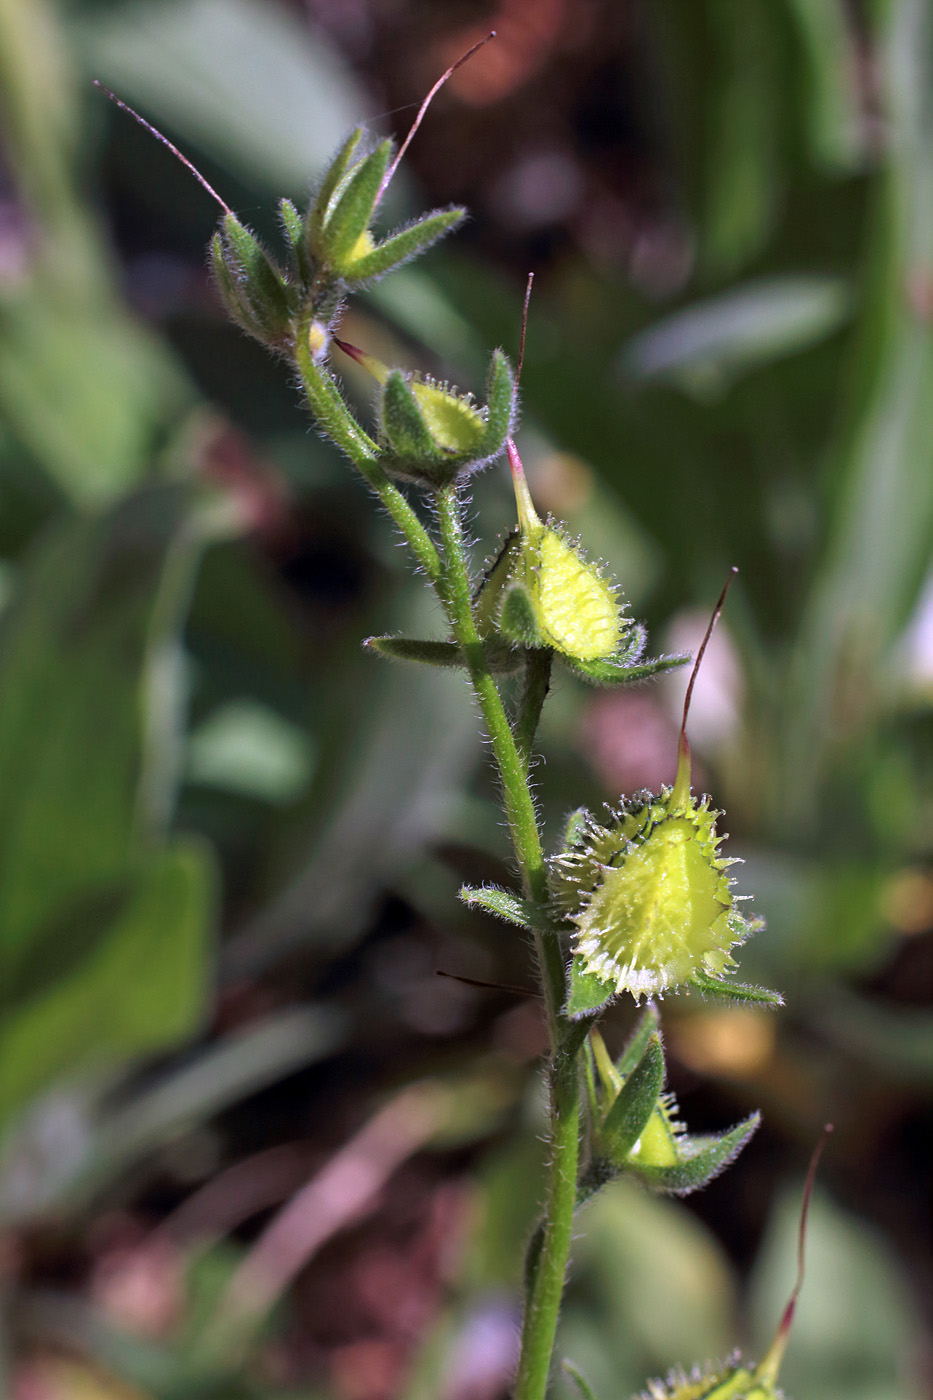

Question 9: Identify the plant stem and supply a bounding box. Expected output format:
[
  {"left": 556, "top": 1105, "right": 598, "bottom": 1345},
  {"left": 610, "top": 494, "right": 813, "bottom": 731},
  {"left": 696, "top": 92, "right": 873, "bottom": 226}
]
[
  {"left": 433, "top": 486, "right": 578, "bottom": 1400},
  {"left": 433, "top": 492, "right": 548, "bottom": 904},
  {"left": 513, "top": 1053, "right": 580, "bottom": 1400},
  {"left": 294, "top": 334, "right": 442, "bottom": 584},
  {"left": 516, "top": 649, "right": 553, "bottom": 770}
]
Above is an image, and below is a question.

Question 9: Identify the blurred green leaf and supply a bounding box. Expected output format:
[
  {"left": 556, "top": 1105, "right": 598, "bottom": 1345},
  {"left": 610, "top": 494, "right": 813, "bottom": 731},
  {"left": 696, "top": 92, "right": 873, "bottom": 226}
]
[
  {"left": 0, "top": 486, "right": 219, "bottom": 1128},
  {"left": 187, "top": 699, "right": 316, "bottom": 804},
  {"left": 750, "top": 1186, "right": 922, "bottom": 1400},
  {"left": 0, "top": 288, "right": 190, "bottom": 507},
  {"left": 620, "top": 276, "right": 851, "bottom": 395},
  {"left": 558, "top": 1180, "right": 736, "bottom": 1399},
  {"left": 74, "top": 0, "right": 370, "bottom": 197},
  {"left": 783, "top": 0, "right": 866, "bottom": 171},
  {"left": 0, "top": 488, "right": 191, "bottom": 965},
  {"left": 0, "top": 839, "right": 214, "bottom": 1127},
  {"left": 782, "top": 0, "right": 933, "bottom": 821},
  {"left": 703, "top": 0, "right": 783, "bottom": 274}
]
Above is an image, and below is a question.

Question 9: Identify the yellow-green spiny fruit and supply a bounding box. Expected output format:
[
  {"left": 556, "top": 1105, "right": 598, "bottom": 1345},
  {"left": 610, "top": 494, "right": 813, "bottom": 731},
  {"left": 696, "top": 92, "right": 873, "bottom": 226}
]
[
  {"left": 551, "top": 744, "right": 749, "bottom": 1001},
  {"left": 552, "top": 572, "right": 766, "bottom": 1004},
  {"left": 479, "top": 440, "right": 627, "bottom": 662}
]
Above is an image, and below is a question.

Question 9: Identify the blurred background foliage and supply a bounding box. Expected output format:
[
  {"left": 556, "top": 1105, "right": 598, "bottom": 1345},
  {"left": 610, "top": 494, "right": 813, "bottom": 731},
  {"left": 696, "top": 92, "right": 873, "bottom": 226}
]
[{"left": 0, "top": 0, "right": 930, "bottom": 1397}]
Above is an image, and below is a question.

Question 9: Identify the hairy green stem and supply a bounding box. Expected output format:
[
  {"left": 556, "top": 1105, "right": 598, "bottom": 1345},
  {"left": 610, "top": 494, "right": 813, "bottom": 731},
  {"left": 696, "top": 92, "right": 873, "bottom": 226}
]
[
  {"left": 516, "top": 649, "right": 553, "bottom": 770},
  {"left": 433, "top": 491, "right": 548, "bottom": 906},
  {"left": 514, "top": 1053, "right": 580, "bottom": 1400},
  {"left": 294, "top": 334, "right": 442, "bottom": 584},
  {"left": 433, "top": 487, "right": 578, "bottom": 1400}
]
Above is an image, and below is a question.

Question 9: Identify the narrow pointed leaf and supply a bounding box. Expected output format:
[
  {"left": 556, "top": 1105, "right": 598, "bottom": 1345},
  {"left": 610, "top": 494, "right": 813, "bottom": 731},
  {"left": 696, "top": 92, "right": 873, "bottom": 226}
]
[
  {"left": 600, "top": 1033, "right": 665, "bottom": 1162},
  {"left": 635, "top": 1112, "right": 760, "bottom": 1195},
  {"left": 459, "top": 885, "right": 532, "bottom": 928},
  {"left": 565, "top": 958, "right": 616, "bottom": 1019},
  {"left": 324, "top": 140, "right": 392, "bottom": 270},
  {"left": 382, "top": 371, "right": 436, "bottom": 458},
  {"left": 345, "top": 207, "right": 466, "bottom": 282},
  {"left": 365, "top": 635, "right": 521, "bottom": 673},
  {"left": 615, "top": 1003, "right": 662, "bottom": 1080},
  {"left": 459, "top": 885, "right": 565, "bottom": 932},
  {"left": 686, "top": 970, "right": 784, "bottom": 1007},
  {"left": 366, "top": 636, "right": 462, "bottom": 668},
  {"left": 567, "top": 651, "right": 689, "bottom": 686}
]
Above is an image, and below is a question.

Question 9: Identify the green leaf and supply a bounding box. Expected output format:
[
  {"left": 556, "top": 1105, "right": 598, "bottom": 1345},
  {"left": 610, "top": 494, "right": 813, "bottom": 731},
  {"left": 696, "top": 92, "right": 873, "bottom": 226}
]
[
  {"left": 600, "top": 1033, "right": 665, "bottom": 1162},
  {"left": 345, "top": 207, "right": 466, "bottom": 282},
  {"left": 0, "top": 839, "right": 216, "bottom": 1129},
  {"left": 210, "top": 231, "right": 248, "bottom": 327},
  {"left": 634, "top": 1112, "right": 760, "bottom": 1196},
  {"left": 323, "top": 139, "right": 392, "bottom": 271},
  {"left": 80, "top": 0, "right": 370, "bottom": 195},
  {"left": 2, "top": 880, "right": 134, "bottom": 1010},
  {"left": 381, "top": 370, "right": 437, "bottom": 458},
  {"left": 278, "top": 196, "right": 303, "bottom": 246},
  {"left": 564, "top": 959, "right": 617, "bottom": 1019},
  {"left": 0, "top": 488, "right": 189, "bottom": 967},
  {"left": 686, "top": 969, "right": 784, "bottom": 1007},
  {"left": 567, "top": 652, "right": 689, "bottom": 686},
  {"left": 365, "top": 635, "right": 522, "bottom": 673},
  {"left": 459, "top": 884, "right": 545, "bottom": 931},
  {"left": 620, "top": 276, "right": 851, "bottom": 395}
]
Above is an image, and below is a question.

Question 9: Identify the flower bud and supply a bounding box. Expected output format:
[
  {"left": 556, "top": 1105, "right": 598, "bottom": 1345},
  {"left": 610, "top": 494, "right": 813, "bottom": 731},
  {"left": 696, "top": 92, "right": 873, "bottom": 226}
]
[
  {"left": 306, "top": 129, "right": 465, "bottom": 285},
  {"left": 210, "top": 213, "right": 293, "bottom": 350},
  {"left": 335, "top": 339, "right": 514, "bottom": 486}
]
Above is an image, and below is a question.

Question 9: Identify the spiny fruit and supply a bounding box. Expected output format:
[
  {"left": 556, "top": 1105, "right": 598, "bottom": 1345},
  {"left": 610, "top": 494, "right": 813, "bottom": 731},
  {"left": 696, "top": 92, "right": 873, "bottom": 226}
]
[
  {"left": 551, "top": 571, "right": 762, "bottom": 1003},
  {"left": 477, "top": 439, "right": 627, "bottom": 662}
]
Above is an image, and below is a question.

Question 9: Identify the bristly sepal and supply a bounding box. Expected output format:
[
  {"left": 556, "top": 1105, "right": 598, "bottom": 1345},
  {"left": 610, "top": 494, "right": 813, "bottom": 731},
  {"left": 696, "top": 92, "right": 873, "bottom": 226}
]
[
  {"left": 630, "top": 1112, "right": 761, "bottom": 1195},
  {"left": 210, "top": 214, "right": 293, "bottom": 351},
  {"left": 583, "top": 1023, "right": 759, "bottom": 1200},
  {"left": 567, "top": 650, "right": 690, "bottom": 687},
  {"left": 336, "top": 340, "right": 516, "bottom": 487}
]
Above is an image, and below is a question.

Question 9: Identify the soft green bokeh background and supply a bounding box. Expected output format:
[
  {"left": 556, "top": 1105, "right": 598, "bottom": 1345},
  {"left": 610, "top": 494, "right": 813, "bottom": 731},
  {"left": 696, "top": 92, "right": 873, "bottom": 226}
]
[{"left": 0, "top": 1, "right": 929, "bottom": 1397}]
